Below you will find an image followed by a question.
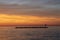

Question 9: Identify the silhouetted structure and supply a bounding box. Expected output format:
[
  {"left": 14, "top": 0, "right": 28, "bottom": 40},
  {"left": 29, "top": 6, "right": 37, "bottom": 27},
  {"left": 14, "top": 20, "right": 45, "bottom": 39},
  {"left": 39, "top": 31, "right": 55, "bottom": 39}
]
[
  {"left": 16, "top": 26, "right": 48, "bottom": 29},
  {"left": 45, "top": 24, "right": 47, "bottom": 27}
]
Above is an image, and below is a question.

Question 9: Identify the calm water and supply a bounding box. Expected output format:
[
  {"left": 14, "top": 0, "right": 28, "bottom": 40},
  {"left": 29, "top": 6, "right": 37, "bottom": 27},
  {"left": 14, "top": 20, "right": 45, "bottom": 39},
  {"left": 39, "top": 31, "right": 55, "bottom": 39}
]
[{"left": 0, "top": 26, "right": 60, "bottom": 40}]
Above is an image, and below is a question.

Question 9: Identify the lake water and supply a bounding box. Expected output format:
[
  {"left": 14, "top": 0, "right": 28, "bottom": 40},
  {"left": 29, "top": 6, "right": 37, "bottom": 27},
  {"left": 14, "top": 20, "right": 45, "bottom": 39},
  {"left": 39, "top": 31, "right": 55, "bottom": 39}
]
[{"left": 0, "top": 26, "right": 60, "bottom": 40}]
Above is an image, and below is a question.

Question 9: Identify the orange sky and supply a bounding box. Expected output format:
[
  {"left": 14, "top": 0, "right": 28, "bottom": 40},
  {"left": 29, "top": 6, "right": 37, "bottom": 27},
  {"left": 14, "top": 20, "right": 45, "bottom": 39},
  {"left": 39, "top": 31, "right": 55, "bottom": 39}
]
[
  {"left": 0, "top": 14, "right": 60, "bottom": 26},
  {"left": 0, "top": 0, "right": 60, "bottom": 26}
]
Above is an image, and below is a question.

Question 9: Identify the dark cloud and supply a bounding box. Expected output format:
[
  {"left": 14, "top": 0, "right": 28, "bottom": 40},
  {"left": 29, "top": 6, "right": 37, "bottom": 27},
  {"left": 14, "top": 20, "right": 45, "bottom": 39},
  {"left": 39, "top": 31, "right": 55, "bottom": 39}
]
[
  {"left": 46, "top": 0, "right": 60, "bottom": 5},
  {"left": 0, "top": 0, "right": 60, "bottom": 8},
  {"left": 0, "top": 6, "right": 60, "bottom": 18},
  {"left": 0, "top": 0, "right": 60, "bottom": 5},
  {"left": 0, "top": 0, "right": 60, "bottom": 18}
]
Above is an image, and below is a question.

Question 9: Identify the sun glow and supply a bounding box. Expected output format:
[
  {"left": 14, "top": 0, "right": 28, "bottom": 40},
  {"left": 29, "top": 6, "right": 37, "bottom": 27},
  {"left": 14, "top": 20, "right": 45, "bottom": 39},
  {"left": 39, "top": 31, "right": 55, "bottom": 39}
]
[{"left": 0, "top": 14, "right": 60, "bottom": 25}]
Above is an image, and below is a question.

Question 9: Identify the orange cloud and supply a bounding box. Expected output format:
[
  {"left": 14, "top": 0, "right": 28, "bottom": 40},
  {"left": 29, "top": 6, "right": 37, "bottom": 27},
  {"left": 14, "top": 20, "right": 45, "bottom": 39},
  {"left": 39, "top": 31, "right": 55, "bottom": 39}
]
[{"left": 0, "top": 14, "right": 60, "bottom": 26}]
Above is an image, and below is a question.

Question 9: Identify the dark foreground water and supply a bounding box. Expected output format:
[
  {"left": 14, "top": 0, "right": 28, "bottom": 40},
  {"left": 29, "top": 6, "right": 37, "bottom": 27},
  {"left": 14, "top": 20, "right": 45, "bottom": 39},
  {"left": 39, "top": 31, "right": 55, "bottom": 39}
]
[{"left": 0, "top": 26, "right": 60, "bottom": 40}]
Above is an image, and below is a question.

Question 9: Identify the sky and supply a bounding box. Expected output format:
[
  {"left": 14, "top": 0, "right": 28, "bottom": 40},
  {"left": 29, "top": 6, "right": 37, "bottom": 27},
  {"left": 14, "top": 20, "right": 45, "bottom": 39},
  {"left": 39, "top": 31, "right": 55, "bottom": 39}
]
[{"left": 0, "top": 0, "right": 60, "bottom": 26}]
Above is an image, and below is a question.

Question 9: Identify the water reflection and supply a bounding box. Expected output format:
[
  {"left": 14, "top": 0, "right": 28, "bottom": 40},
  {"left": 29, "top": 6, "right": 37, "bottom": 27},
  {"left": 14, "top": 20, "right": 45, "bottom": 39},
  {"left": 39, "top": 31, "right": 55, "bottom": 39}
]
[{"left": 0, "top": 26, "right": 60, "bottom": 40}]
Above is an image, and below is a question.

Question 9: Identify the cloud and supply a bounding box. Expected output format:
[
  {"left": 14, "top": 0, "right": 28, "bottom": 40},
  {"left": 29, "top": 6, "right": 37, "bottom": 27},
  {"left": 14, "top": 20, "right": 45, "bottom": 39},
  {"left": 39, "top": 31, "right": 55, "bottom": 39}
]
[
  {"left": 0, "top": 0, "right": 60, "bottom": 18},
  {"left": 0, "top": 7, "right": 60, "bottom": 18},
  {"left": 46, "top": 0, "right": 60, "bottom": 5},
  {"left": 0, "top": 0, "right": 60, "bottom": 25},
  {"left": 0, "top": 0, "right": 60, "bottom": 8}
]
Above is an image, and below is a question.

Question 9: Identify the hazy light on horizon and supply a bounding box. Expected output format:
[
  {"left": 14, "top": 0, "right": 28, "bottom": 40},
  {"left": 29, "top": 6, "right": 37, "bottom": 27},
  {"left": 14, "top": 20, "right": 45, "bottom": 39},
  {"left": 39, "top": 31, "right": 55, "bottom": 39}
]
[
  {"left": 0, "top": 0, "right": 60, "bottom": 25},
  {"left": 0, "top": 14, "right": 60, "bottom": 25}
]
